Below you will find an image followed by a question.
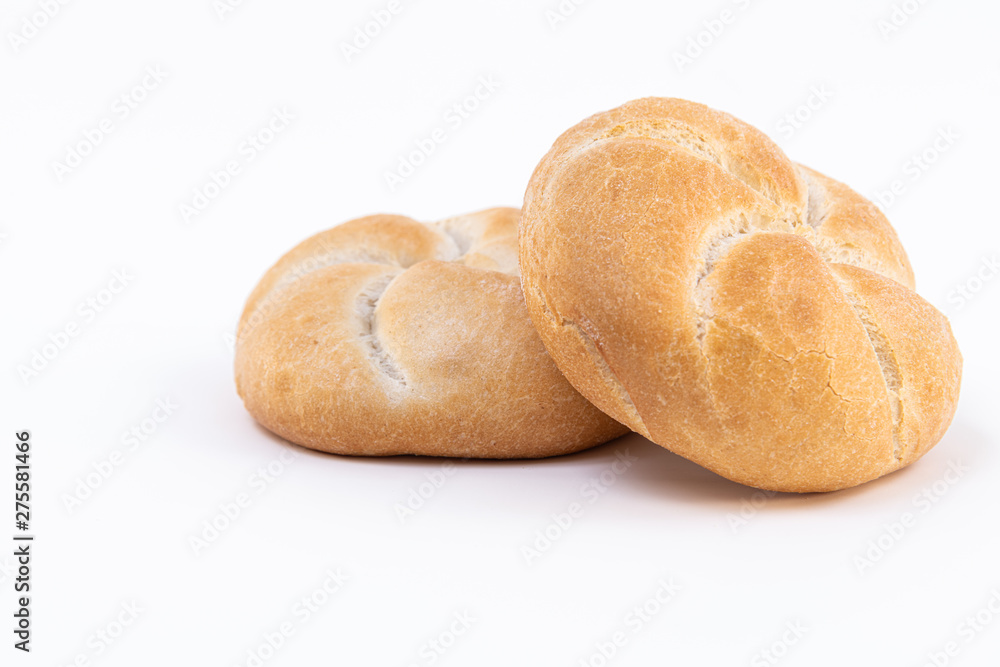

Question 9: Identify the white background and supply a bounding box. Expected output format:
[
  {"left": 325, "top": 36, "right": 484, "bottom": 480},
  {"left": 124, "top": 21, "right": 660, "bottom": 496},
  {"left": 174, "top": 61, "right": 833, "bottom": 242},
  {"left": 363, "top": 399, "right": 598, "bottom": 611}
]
[{"left": 2, "top": 0, "right": 999, "bottom": 665}]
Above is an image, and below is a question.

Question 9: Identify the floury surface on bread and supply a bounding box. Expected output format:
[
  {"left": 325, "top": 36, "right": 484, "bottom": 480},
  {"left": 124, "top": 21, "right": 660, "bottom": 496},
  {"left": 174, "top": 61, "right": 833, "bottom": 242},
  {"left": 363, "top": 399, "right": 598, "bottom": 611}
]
[
  {"left": 519, "top": 97, "right": 962, "bottom": 492},
  {"left": 235, "top": 207, "right": 627, "bottom": 458}
]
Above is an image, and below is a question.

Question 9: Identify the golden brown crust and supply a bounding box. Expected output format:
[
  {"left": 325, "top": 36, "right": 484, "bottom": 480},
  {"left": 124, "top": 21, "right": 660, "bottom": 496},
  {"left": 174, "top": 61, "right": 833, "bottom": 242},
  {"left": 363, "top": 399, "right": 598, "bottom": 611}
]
[
  {"left": 520, "top": 98, "right": 962, "bottom": 491},
  {"left": 235, "top": 207, "right": 627, "bottom": 458}
]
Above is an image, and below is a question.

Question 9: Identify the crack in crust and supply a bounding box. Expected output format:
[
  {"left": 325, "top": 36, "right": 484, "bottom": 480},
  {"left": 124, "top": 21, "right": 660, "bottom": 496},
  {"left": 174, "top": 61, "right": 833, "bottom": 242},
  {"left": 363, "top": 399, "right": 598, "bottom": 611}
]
[
  {"left": 831, "top": 276, "right": 905, "bottom": 459},
  {"left": 551, "top": 117, "right": 782, "bottom": 210},
  {"left": 245, "top": 211, "right": 524, "bottom": 396},
  {"left": 356, "top": 272, "right": 407, "bottom": 386},
  {"left": 599, "top": 119, "right": 786, "bottom": 208},
  {"left": 693, "top": 218, "right": 755, "bottom": 353},
  {"left": 542, "top": 116, "right": 911, "bottom": 442},
  {"left": 238, "top": 244, "right": 397, "bottom": 343},
  {"left": 431, "top": 219, "right": 473, "bottom": 258},
  {"left": 521, "top": 99, "right": 952, "bottom": 488},
  {"left": 689, "top": 191, "right": 906, "bottom": 450},
  {"left": 604, "top": 119, "right": 723, "bottom": 165},
  {"left": 800, "top": 166, "right": 830, "bottom": 230},
  {"left": 568, "top": 318, "right": 649, "bottom": 438},
  {"left": 241, "top": 212, "right": 515, "bottom": 346},
  {"left": 535, "top": 287, "right": 648, "bottom": 437}
]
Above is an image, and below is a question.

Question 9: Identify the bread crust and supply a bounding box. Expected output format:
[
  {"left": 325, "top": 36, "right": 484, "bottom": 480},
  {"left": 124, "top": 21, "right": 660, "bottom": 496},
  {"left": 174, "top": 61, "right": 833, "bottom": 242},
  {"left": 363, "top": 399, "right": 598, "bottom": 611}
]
[
  {"left": 235, "top": 207, "right": 627, "bottom": 458},
  {"left": 520, "top": 98, "right": 961, "bottom": 491}
]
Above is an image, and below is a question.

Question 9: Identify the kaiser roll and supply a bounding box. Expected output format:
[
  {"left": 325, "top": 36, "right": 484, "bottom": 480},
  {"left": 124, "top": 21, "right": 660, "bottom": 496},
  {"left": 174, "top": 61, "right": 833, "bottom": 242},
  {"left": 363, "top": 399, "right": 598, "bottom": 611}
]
[
  {"left": 235, "top": 207, "right": 627, "bottom": 458},
  {"left": 519, "top": 98, "right": 962, "bottom": 492}
]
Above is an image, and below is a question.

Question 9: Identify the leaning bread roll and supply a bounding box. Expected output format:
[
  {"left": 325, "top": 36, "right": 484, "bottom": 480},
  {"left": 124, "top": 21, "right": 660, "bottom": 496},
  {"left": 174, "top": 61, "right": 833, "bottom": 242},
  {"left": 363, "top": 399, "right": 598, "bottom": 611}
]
[
  {"left": 520, "top": 98, "right": 961, "bottom": 492},
  {"left": 235, "top": 207, "right": 627, "bottom": 458}
]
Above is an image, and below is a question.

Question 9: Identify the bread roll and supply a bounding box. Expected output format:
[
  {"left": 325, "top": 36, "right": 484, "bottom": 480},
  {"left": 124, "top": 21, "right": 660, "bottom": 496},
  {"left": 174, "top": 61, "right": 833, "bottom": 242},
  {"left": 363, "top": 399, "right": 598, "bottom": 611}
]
[
  {"left": 520, "top": 98, "right": 961, "bottom": 492},
  {"left": 235, "top": 207, "right": 627, "bottom": 458}
]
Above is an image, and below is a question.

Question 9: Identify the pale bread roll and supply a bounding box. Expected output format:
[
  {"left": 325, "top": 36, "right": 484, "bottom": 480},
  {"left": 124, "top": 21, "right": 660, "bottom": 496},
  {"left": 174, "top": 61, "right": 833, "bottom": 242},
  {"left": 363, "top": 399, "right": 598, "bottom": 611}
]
[
  {"left": 235, "top": 207, "right": 627, "bottom": 458},
  {"left": 519, "top": 98, "right": 961, "bottom": 492}
]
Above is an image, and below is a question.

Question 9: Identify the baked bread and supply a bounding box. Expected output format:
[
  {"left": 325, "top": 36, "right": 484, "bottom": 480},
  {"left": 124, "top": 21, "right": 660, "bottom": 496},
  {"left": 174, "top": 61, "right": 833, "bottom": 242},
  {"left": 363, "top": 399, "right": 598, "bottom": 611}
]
[
  {"left": 520, "top": 98, "right": 962, "bottom": 492},
  {"left": 235, "top": 207, "right": 627, "bottom": 458}
]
